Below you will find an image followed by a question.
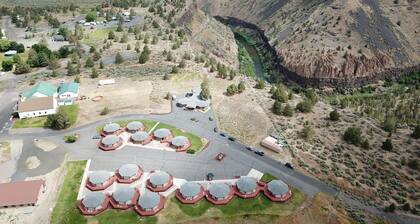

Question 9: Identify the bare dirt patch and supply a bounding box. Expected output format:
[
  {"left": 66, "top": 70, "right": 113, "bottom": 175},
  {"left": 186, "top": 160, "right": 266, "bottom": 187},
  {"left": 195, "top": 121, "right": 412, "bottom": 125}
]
[
  {"left": 25, "top": 156, "right": 40, "bottom": 169},
  {"left": 34, "top": 139, "right": 57, "bottom": 152}
]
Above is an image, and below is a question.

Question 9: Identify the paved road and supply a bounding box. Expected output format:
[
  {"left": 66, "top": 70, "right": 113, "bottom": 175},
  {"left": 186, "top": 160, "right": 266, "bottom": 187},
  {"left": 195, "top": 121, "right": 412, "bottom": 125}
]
[{"left": 0, "top": 100, "right": 419, "bottom": 223}]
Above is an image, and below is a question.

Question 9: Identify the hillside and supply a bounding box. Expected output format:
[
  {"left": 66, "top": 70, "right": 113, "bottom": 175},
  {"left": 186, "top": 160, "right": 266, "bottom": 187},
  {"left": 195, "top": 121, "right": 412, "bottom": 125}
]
[{"left": 194, "top": 0, "right": 420, "bottom": 86}]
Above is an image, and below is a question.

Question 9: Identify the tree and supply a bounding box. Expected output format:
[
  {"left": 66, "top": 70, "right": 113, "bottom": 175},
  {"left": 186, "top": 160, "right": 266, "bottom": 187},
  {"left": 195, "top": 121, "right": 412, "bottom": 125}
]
[
  {"left": 108, "top": 31, "right": 115, "bottom": 40},
  {"left": 361, "top": 139, "right": 370, "bottom": 150},
  {"left": 343, "top": 127, "right": 362, "bottom": 145},
  {"left": 170, "top": 65, "right": 179, "bottom": 74},
  {"left": 85, "top": 11, "right": 97, "bottom": 22},
  {"left": 407, "top": 159, "right": 418, "bottom": 170},
  {"left": 48, "top": 54, "right": 60, "bottom": 70},
  {"left": 296, "top": 99, "right": 314, "bottom": 113},
  {"left": 384, "top": 203, "right": 396, "bottom": 213},
  {"left": 305, "top": 89, "right": 319, "bottom": 104},
  {"left": 115, "top": 52, "right": 124, "bottom": 64},
  {"left": 85, "top": 56, "right": 94, "bottom": 67},
  {"left": 272, "top": 87, "right": 288, "bottom": 103},
  {"left": 301, "top": 124, "right": 315, "bottom": 140},
  {"left": 411, "top": 124, "right": 420, "bottom": 139},
  {"left": 120, "top": 32, "right": 128, "bottom": 43},
  {"left": 381, "top": 139, "right": 393, "bottom": 151},
  {"left": 329, "top": 109, "right": 340, "bottom": 121},
  {"left": 44, "top": 111, "right": 70, "bottom": 130},
  {"left": 402, "top": 203, "right": 411, "bottom": 212},
  {"left": 14, "top": 61, "right": 31, "bottom": 74},
  {"left": 74, "top": 75, "right": 81, "bottom": 83},
  {"left": 99, "top": 60, "right": 104, "bottom": 69},
  {"left": 200, "top": 78, "right": 211, "bottom": 100},
  {"left": 58, "top": 46, "right": 71, "bottom": 58},
  {"left": 116, "top": 22, "right": 123, "bottom": 32},
  {"left": 66, "top": 61, "right": 77, "bottom": 76},
  {"left": 238, "top": 81, "right": 246, "bottom": 93},
  {"left": 282, "top": 104, "right": 294, "bottom": 117},
  {"left": 272, "top": 100, "right": 282, "bottom": 115},
  {"left": 255, "top": 79, "right": 265, "bottom": 89},
  {"left": 383, "top": 116, "right": 396, "bottom": 133},
  {"left": 89, "top": 46, "right": 96, "bottom": 53},
  {"left": 90, "top": 68, "right": 98, "bottom": 78},
  {"left": 1, "top": 60, "right": 13, "bottom": 71},
  {"left": 138, "top": 46, "right": 150, "bottom": 64},
  {"left": 226, "top": 84, "right": 238, "bottom": 96},
  {"left": 92, "top": 51, "right": 101, "bottom": 61},
  {"left": 178, "top": 59, "right": 186, "bottom": 68},
  {"left": 100, "top": 107, "right": 110, "bottom": 115}
]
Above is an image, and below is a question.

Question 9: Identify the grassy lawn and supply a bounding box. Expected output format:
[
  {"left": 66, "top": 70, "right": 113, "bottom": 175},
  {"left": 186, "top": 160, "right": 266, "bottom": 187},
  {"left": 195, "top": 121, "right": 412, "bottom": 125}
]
[
  {"left": 154, "top": 123, "right": 204, "bottom": 153},
  {"left": 50, "top": 160, "right": 87, "bottom": 224},
  {"left": 12, "top": 104, "right": 79, "bottom": 129},
  {"left": 92, "top": 210, "right": 157, "bottom": 224},
  {"left": 260, "top": 173, "right": 277, "bottom": 182},
  {"left": 83, "top": 28, "right": 115, "bottom": 47},
  {"left": 96, "top": 120, "right": 158, "bottom": 133}
]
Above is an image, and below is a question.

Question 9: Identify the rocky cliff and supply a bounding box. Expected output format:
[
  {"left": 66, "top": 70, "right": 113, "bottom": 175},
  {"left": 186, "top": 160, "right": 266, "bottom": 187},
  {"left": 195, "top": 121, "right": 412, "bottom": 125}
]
[{"left": 193, "top": 0, "right": 420, "bottom": 86}]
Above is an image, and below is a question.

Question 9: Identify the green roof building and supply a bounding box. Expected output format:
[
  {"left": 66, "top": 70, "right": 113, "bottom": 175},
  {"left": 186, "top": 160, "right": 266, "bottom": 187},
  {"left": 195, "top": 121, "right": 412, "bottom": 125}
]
[
  {"left": 21, "top": 82, "right": 57, "bottom": 100},
  {"left": 58, "top": 82, "right": 80, "bottom": 96}
]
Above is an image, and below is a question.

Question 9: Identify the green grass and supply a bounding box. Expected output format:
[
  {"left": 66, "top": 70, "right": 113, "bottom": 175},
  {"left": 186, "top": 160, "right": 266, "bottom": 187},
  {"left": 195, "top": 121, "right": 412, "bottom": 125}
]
[
  {"left": 12, "top": 117, "right": 47, "bottom": 129},
  {"left": 12, "top": 104, "right": 79, "bottom": 129},
  {"left": 155, "top": 123, "right": 204, "bottom": 153},
  {"left": 92, "top": 210, "right": 157, "bottom": 224},
  {"left": 50, "top": 160, "right": 87, "bottom": 224},
  {"left": 83, "top": 28, "right": 115, "bottom": 47},
  {"left": 260, "top": 173, "right": 277, "bottom": 182},
  {"left": 96, "top": 120, "right": 158, "bottom": 133},
  {"left": 172, "top": 197, "right": 212, "bottom": 217},
  {"left": 236, "top": 39, "right": 256, "bottom": 77}
]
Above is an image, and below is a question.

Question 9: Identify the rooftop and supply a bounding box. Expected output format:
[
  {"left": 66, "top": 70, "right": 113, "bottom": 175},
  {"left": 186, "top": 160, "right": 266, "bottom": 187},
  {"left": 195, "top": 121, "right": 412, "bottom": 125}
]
[
  {"left": 22, "top": 82, "right": 57, "bottom": 99},
  {"left": 112, "top": 186, "right": 136, "bottom": 203},
  {"left": 58, "top": 82, "right": 79, "bottom": 95},
  {"left": 103, "top": 123, "right": 121, "bottom": 133},
  {"left": 208, "top": 183, "right": 230, "bottom": 199},
  {"left": 131, "top": 131, "right": 149, "bottom": 142},
  {"left": 138, "top": 191, "right": 160, "bottom": 210},
  {"left": 153, "top": 128, "right": 170, "bottom": 139},
  {"left": 126, "top": 121, "right": 144, "bottom": 131},
  {"left": 118, "top": 164, "right": 140, "bottom": 178},
  {"left": 89, "top": 171, "right": 112, "bottom": 185},
  {"left": 236, "top": 177, "right": 257, "bottom": 193},
  {"left": 179, "top": 182, "right": 202, "bottom": 198},
  {"left": 17, "top": 96, "right": 55, "bottom": 113},
  {"left": 82, "top": 192, "right": 106, "bottom": 208},
  {"left": 149, "top": 171, "right": 170, "bottom": 186},
  {"left": 171, "top": 136, "right": 189, "bottom": 147},
  {"left": 101, "top": 135, "right": 120, "bottom": 146},
  {"left": 267, "top": 180, "right": 289, "bottom": 196},
  {"left": 0, "top": 180, "right": 44, "bottom": 207}
]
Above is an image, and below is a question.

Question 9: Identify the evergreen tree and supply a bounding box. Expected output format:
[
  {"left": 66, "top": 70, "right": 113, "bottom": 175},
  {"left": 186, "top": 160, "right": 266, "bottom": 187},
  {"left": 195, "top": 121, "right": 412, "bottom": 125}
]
[
  {"left": 329, "top": 109, "right": 340, "bottom": 121},
  {"left": 85, "top": 56, "right": 94, "bottom": 67},
  {"left": 115, "top": 52, "right": 124, "bottom": 64},
  {"left": 282, "top": 104, "right": 294, "bottom": 117},
  {"left": 272, "top": 100, "right": 282, "bottom": 115},
  {"left": 382, "top": 139, "right": 393, "bottom": 151},
  {"left": 90, "top": 68, "right": 98, "bottom": 78}
]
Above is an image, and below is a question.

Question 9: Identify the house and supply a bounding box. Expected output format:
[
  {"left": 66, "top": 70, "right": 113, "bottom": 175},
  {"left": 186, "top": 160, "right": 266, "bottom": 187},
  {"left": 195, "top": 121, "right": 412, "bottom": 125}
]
[
  {"left": 21, "top": 82, "right": 57, "bottom": 101},
  {"left": 58, "top": 82, "right": 79, "bottom": 105},
  {"left": 52, "top": 35, "right": 65, "bottom": 42},
  {"left": 260, "top": 136, "right": 283, "bottom": 153},
  {"left": 17, "top": 96, "right": 57, "bottom": 119},
  {"left": 0, "top": 180, "right": 45, "bottom": 208}
]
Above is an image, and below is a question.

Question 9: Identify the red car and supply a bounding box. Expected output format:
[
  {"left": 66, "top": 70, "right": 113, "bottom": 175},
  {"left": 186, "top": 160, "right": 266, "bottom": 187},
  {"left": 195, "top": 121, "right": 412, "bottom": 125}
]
[{"left": 216, "top": 153, "right": 226, "bottom": 161}]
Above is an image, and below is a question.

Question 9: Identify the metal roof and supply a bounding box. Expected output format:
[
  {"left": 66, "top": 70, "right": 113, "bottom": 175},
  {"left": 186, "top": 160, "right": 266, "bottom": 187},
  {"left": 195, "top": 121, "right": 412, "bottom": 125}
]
[
  {"left": 267, "top": 180, "right": 289, "bottom": 196},
  {"left": 196, "top": 100, "right": 209, "bottom": 108},
  {"left": 179, "top": 182, "right": 202, "bottom": 198},
  {"left": 236, "top": 177, "right": 257, "bottom": 193},
  {"left": 126, "top": 121, "right": 144, "bottom": 131},
  {"left": 103, "top": 123, "right": 121, "bottom": 133},
  {"left": 153, "top": 128, "right": 170, "bottom": 139},
  {"left": 89, "top": 171, "right": 112, "bottom": 185},
  {"left": 171, "top": 136, "right": 189, "bottom": 147},
  {"left": 21, "top": 82, "right": 57, "bottom": 99},
  {"left": 58, "top": 82, "right": 79, "bottom": 95},
  {"left": 138, "top": 191, "right": 160, "bottom": 210},
  {"left": 208, "top": 183, "right": 230, "bottom": 199},
  {"left": 112, "top": 186, "right": 136, "bottom": 203},
  {"left": 118, "top": 164, "right": 140, "bottom": 178},
  {"left": 82, "top": 192, "right": 106, "bottom": 208},
  {"left": 131, "top": 131, "right": 149, "bottom": 142},
  {"left": 0, "top": 180, "right": 44, "bottom": 207},
  {"left": 149, "top": 171, "right": 170, "bottom": 186},
  {"left": 186, "top": 101, "right": 197, "bottom": 109},
  {"left": 177, "top": 98, "right": 190, "bottom": 105},
  {"left": 101, "top": 135, "right": 120, "bottom": 145}
]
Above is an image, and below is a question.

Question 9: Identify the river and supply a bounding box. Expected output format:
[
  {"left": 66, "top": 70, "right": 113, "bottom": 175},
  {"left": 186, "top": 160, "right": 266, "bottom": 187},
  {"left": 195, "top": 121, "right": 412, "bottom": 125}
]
[{"left": 234, "top": 33, "right": 266, "bottom": 80}]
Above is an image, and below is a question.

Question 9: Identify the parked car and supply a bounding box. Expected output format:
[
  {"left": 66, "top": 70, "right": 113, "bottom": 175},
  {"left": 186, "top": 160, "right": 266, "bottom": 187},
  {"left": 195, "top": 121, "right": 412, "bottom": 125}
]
[
  {"left": 220, "top": 133, "right": 226, "bottom": 137},
  {"left": 92, "top": 135, "right": 101, "bottom": 139},
  {"left": 245, "top": 146, "right": 253, "bottom": 151},
  {"left": 216, "top": 153, "right": 226, "bottom": 161},
  {"left": 285, "top": 162, "right": 294, "bottom": 169},
  {"left": 228, "top": 137, "right": 236, "bottom": 142},
  {"left": 254, "top": 151, "right": 265, "bottom": 156},
  {"left": 209, "top": 116, "right": 214, "bottom": 121},
  {"left": 206, "top": 172, "right": 214, "bottom": 181},
  {"left": 213, "top": 127, "right": 218, "bottom": 133}
]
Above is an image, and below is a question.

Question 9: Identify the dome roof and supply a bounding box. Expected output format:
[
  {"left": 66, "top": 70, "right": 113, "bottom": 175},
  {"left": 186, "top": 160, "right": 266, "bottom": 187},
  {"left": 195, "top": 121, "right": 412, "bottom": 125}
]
[
  {"left": 118, "top": 164, "right": 140, "bottom": 178},
  {"left": 179, "top": 182, "right": 202, "bottom": 198},
  {"left": 101, "top": 135, "right": 120, "bottom": 145},
  {"left": 196, "top": 100, "right": 209, "bottom": 108},
  {"left": 89, "top": 171, "right": 112, "bottom": 185},
  {"left": 186, "top": 101, "right": 197, "bottom": 109},
  {"left": 208, "top": 183, "right": 230, "bottom": 199},
  {"left": 138, "top": 191, "right": 160, "bottom": 210},
  {"left": 131, "top": 131, "right": 149, "bottom": 142},
  {"left": 171, "top": 136, "right": 189, "bottom": 147},
  {"left": 149, "top": 171, "right": 170, "bottom": 186},
  {"left": 126, "top": 121, "right": 144, "bottom": 131},
  {"left": 103, "top": 123, "right": 121, "bottom": 133},
  {"left": 82, "top": 192, "right": 106, "bottom": 208},
  {"left": 112, "top": 186, "right": 136, "bottom": 203},
  {"left": 267, "top": 180, "right": 289, "bottom": 196},
  {"left": 153, "top": 128, "right": 170, "bottom": 139},
  {"left": 236, "top": 177, "right": 257, "bottom": 193}
]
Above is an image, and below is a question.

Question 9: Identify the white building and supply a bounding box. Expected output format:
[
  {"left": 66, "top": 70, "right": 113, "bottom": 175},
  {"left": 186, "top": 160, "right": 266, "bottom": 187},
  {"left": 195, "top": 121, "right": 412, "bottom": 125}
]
[
  {"left": 17, "top": 96, "right": 57, "bottom": 119},
  {"left": 98, "top": 79, "right": 115, "bottom": 86},
  {"left": 58, "top": 82, "right": 80, "bottom": 105},
  {"left": 260, "top": 136, "right": 283, "bottom": 153}
]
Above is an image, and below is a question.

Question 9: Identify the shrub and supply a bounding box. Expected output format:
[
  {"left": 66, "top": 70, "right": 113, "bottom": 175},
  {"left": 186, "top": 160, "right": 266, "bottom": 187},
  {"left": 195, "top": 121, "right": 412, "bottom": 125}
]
[
  {"left": 200, "top": 78, "right": 211, "bottom": 100},
  {"left": 85, "top": 56, "right": 94, "bottom": 67},
  {"left": 90, "top": 68, "right": 98, "bottom": 78},
  {"left": 381, "top": 139, "right": 393, "bottom": 151},
  {"left": 272, "top": 87, "right": 288, "bottom": 103},
  {"left": 255, "top": 79, "right": 265, "bottom": 89},
  {"left": 170, "top": 65, "right": 179, "bottom": 74},
  {"left": 411, "top": 125, "right": 420, "bottom": 139},
  {"left": 282, "top": 104, "right": 294, "bottom": 117},
  {"left": 329, "top": 109, "right": 340, "bottom": 121},
  {"left": 383, "top": 116, "right": 397, "bottom": 133},
  {"left": 384, "top": 203, "right": 396, "bottom": 213},
  {"left": 343, "top": 127, "right": 362, "bottom": 145},
  {"left": 1, "top": 60, "right": 13, "bottom": 71},
  {"left": 45, "top": 111, "right": 70, "bottom": 130},
  {"left": 14, "top": 61, "right": 31, "bottom": 74},
  {"left": 301, "top": 124, "right": 315, "bottom": 141},
  {"left": 305, "top": 89, "right": 319, "bottom": 104},
  {"left": 115, "top": 52, "right": 124, "bottom": 64},
  {"left": 237, "top": 81, "right": 246, "bottom": 93},
  {"left": 226, "top": 84, "right": 238, "bottom": 96},
  {"left": 407, "top": 159, "right": 418, "bottom": 170},
  {"left": 100, "top": 107, "right": 110, "bottom": 116},
  {"left": 296, "top": 99, "right": 314, "bottom": 113},
  {"left": 272, "top": 100, "right": 282, "bottom": 115},
  {"left": 64, "top": 135, "right": 77, "bottom": 143},
  {"left": 361, "top": 139, "right": 370, "bottom": 150},
  {"left": 402, "top": 203, "right": 411, "bottom": 211},
  {"left": 186, "top": 149, "right": 195, "bottom": 154}
]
